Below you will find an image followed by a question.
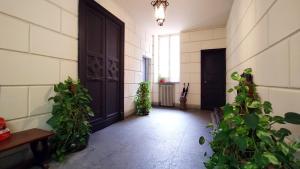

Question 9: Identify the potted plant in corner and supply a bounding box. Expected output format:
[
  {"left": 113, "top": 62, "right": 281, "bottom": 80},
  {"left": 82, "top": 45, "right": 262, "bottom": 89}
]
[
  {"left": 199, "top": 68, "right": 300, "bottom": 169},
  {"left": 47, "top": 77, "right": 94, "bottom": 162},
  {"left": 135, "top": 81, "right": 152, "bottom": 116}
]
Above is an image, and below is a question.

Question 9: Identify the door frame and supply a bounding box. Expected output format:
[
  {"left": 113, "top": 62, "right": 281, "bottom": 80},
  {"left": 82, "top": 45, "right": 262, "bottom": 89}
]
[
  {"left": 78, "top": 0, "right": 125, "bottom": 130},
  {"left": 200, "top": 48, "right": 226, "bottom": 110}
]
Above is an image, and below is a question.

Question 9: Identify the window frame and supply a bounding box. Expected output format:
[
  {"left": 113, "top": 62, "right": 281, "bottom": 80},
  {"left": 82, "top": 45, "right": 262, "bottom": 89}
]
[{"left": 142, "top": 56, "right": 151, "bottom": 82}]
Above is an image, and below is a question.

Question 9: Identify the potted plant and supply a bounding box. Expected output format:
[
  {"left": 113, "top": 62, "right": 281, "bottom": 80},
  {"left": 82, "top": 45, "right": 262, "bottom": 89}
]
[
  {"left": 159, "top": 76, "right": 166, "bottom": 84},
  {"left": 135, "top": 81, "right": 151, "bottom": 116},
  {"left": 47, "top": 77, "right": 94, "bottom": 161},
  {"left": 200, "top": 68, "right": 300, "bottom": 169}
]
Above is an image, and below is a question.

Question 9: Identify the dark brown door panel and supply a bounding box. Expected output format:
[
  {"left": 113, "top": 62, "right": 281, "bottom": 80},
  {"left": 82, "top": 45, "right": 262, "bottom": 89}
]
[
  {"left": 201, "top": 49, "right": 226, "bottom": 110},
  {"left": 79, "top": 0, "right": 124, "bottom": 132}
]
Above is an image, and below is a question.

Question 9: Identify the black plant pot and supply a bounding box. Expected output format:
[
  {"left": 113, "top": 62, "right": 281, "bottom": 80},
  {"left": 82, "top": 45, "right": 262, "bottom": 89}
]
[
  {"left": 136, "top": 108, "right": 150, "bottom": 116},
  {"left": 69, "top": 135, "right": 89, "bottom": 153}
]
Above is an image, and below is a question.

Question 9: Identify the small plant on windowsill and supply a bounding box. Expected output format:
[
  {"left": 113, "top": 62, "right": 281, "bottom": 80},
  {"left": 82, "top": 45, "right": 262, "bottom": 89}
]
[
  {"left": 135, "top": 81, "right": 151, "bottom": 116},
  {"left": 47, "top": 77, "right": 94, "bottom": 162},
  {"left": 199, "top": 68, "right": 300, "bottom": 169},
  {"left": 159, "top": 76, "right": 167, "bottom": 84}
]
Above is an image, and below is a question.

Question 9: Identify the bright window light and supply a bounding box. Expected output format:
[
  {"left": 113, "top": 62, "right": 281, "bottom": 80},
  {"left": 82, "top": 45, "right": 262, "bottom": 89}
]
[
  {"left": 157, "top": 34, "right": 180, "bottom": 82},
  {"left": 159, "top": 36, "right": 169, "bottom": 79},
  {"left": 170, "top": 35, "right": 180, "bottom": 82}
]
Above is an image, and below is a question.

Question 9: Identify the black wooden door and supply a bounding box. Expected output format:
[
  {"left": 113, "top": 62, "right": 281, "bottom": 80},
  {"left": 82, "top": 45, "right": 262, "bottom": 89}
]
[
  {"left": 79, "top": 0, "right": 124, "bottom": 132},
  {"left": 201, "top": 49, "right": 226, "bottom": 110},
  {"left": 105, "top": 19, "right": 121, "bottom": 118}
]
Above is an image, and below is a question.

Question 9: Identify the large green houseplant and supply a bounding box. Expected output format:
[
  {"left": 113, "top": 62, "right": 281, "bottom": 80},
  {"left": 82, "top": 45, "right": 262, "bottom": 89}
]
[
  {"left": 47, "top": 77, "right": 94, "bottom": 161},
  {"left": 135, "top": 81, "right": 151, "bottom": 116},
  {"left": 200, "top": 68, "right": 300, "bottom": 169}
]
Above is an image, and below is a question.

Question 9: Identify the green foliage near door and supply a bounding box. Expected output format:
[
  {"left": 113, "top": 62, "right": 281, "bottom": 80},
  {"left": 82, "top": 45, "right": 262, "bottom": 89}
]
[
  {"left": 135, "top": 81, "right": 152, "bottom": 116},
  {"left": 47, "top": 77, "right": 94, "bottom": 161},
  {"left": 200, "top": 68, "right": 300, "bottom": 169}
]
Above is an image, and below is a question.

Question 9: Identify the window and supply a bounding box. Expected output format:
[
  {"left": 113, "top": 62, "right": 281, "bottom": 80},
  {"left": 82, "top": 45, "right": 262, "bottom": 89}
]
[
  {"left": 156, "top": 34, "right": 180, "bottom": 82},
  {"left": 142, "top": 57, "right": 151, "bottom": 81}
]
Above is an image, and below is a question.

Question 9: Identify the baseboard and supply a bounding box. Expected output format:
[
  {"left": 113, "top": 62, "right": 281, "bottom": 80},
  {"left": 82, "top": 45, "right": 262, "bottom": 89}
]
[
  {"left": 153, "top": 102, "right": 201, "bottom": 109},
  {"left": 124, "top": 109, "right": 136, "bottom": 118},
  {"left": 186, "top": 104, "right": 201, "bottom": 110},
  {"left": 152, "top": 102, "right": 159, "bottom": 106}
]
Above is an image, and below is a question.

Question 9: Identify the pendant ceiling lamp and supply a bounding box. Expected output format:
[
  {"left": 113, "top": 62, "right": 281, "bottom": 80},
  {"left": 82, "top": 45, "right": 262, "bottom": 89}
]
[{"left": 151, "top": 0, "right": 169, "bottom": 26}]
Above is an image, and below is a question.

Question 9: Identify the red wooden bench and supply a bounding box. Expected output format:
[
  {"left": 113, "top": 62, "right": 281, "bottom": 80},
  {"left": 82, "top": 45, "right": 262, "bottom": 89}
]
[{"left": 0, "top": 128, "right": 54, "bottom": 169}]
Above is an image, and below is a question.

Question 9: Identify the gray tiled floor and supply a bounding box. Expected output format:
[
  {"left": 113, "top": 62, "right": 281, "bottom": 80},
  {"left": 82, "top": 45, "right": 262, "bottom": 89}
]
[{"left": 50, "top": 108, "right": 213, "bottom": 169}]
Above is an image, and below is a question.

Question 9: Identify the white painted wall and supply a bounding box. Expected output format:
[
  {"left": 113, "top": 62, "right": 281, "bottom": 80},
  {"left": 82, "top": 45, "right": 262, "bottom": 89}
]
[
  {"left": 226, "top": 0, "right": 300, "bottom": 138},
  {"left": 0, "top": 0, "right": 152, "bottom": 133},
  {"left": 178, "top": 27, "right": 226, "bottom": 108},
  {"left": 0, "top": 0, "right": 78, "bottom": 133}
]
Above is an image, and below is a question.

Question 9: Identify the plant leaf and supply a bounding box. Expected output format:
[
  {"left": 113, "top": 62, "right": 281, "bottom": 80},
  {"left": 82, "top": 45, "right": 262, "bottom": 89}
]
[
  {"left": 262, "top": 152, "right": 280, "bottom": 165},
  {"left": 276, "top": 128, "right": 291, "bottom": 140},
  {"left": 199, "top": 136, "right": 205, "bottom": 145},
  {"left": 243, "top": 68, "right": 252, "bottom": 75},
  {"left": 234, "top": 137, "right": 247, "bottom": 151},
  {"left": 243, "top": 162, "right": 258, "bottom": 169},
  {"left": 263, "top": 101, "right": 272, "bottom": 114},
  {"left": 277, "top": 142, "right": 289, "bottom": 155},
  {"left": 257, "top": 130, "right": 271, "bottom": 140},
  {"left": 223, "top": 104, "right": 235, "bottom": 113},
  {"left": 291, "top": 142, "right": 300, "bottom": 150},
  {"left": 235, "top": 92, "right": 247, "bottom": 104},
  {"left": 227, "top": 88, "right": 234, "bottom": 93},
  {"left": 245, "top": 113, "right": 259, "bottom": 129},
  {"left": 231, "top": 72, "right": 241, "bottom": 81},
  {"left": 54, "top": 85, "right": 58, "bottom": 92},
  {"left": 272, "top": 116, "right": 285, "bottom": 124},
  {"left": 247, "top": 100, "right": 261, "bottom": 109},
  {"left": 284, "top": 112, "right": 300, "bottom": 124},
  {"left": 88, "top": 111, "right": 94, "bottom": 117}
]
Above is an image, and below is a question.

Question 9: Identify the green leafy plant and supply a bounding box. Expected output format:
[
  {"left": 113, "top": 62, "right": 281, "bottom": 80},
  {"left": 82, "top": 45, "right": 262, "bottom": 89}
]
[
  {"left": 47, "top": 77, "right": 94, "bottom": 161},
  {"left": 200, "top": 68, "right": 300, "bottom": 169},
  {"left": 135, "top": 81, "right": 151, "bottom": 116}
]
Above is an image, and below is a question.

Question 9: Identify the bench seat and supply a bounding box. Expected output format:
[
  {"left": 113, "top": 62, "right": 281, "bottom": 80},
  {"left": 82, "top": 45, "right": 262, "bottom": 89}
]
[{"left": 0, "top": 128, "right": 54, "bottom": 169}]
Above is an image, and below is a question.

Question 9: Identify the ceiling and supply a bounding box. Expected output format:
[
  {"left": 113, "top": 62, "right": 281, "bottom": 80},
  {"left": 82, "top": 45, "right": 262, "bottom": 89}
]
[{"left": 112, "top": 0, "right": 233, "bottom": 35}]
